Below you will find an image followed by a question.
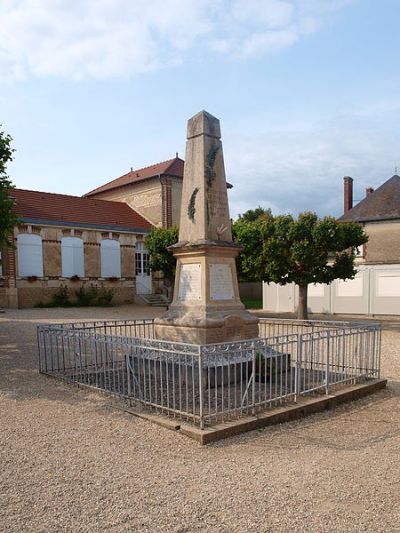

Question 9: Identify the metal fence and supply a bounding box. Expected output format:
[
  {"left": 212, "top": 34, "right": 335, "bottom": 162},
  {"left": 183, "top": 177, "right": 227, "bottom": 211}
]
[{"left": 37, "top": 318, "right": 381, "bottom": 429}]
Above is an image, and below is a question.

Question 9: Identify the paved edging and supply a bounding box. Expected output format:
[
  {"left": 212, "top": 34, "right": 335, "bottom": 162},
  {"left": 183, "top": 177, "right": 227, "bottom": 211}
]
[{"left": 178, "top": 379, "right": 387, "bottom": 444}]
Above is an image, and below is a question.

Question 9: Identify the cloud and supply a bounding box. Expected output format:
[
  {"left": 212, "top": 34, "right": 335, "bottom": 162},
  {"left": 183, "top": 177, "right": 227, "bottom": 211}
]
[
  {"left": 225, "top": 106, "right": 400, "bottom": 219},
  {"left": 0, "top": 0, "right": 353, "bottom": 81}
]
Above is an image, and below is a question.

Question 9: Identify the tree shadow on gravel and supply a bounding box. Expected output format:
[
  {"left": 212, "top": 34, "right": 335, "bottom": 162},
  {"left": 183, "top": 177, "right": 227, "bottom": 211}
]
[{"left": 209, "top": 381, "right": 400, "bottom": 451}]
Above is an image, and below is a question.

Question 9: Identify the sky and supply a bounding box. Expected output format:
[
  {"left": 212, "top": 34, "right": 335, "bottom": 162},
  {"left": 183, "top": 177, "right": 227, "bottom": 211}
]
[{"left": 0, "top": 0, "right": 399, "bottom": 219}]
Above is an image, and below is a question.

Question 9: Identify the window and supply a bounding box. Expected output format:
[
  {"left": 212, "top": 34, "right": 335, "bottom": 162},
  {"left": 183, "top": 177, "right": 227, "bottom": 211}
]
[
  {"left": 135, "top": 241, "right": 150, "bottom": 275},
  {"left": 61, "top": 237, "right": 84, "bottom": 277},
  {"left": 17, "top": 233, "right": 44, "bottom": 277},
  {"left": 101, "top": 239, "right": 121, "bottom": 278}
]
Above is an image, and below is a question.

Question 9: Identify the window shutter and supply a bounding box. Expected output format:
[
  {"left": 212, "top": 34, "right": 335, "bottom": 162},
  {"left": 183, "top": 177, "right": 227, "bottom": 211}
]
[
  {"left": 17, "top": 234, "right": 44, "bottom": 277},
  {"left": 61, "top": 237, "right": 84, "bottom": 277},
  {"left": 101, "top": 239, "right": 121, "bottom": 278}
]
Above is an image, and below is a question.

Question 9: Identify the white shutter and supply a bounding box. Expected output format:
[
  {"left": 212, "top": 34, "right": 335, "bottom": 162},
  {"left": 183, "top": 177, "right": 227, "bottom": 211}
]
[
  {"left": 61, "top": 237, "right": 84, "bottom": 277},
  {"left": 101, "top": 239, "right": 121, "bottom": 278},
  {"left": 17, "top": 234, "right": 44, "bottom": 277}
]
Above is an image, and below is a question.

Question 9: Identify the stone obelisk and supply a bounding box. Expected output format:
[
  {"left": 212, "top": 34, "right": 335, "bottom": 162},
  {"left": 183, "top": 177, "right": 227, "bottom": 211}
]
[{"left": 154, "top": 110, "right": 259, "bottom": 344}]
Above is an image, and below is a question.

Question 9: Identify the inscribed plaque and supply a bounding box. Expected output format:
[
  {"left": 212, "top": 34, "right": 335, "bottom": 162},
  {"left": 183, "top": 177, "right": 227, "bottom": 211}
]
[
  {"left": 209, "top": 263, "right": 234, "bottom": 300},
  {"left": 178, "top": 263, "right": 201, "bottom": 301}
]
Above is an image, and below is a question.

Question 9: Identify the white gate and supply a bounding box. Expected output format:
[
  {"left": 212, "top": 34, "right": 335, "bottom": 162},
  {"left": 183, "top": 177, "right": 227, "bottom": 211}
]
[
  {"left": 135, "top": 242, "right": 152, "bottom": 295},
  {"left": 263, "top": 264, "right": 400, "bottom": 316}
]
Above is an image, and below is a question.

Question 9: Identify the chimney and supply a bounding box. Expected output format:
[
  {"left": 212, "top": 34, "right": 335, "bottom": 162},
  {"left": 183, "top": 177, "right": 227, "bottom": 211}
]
[
  {"left": 366, "top": 187, "right": 374, "bottom": 197},
  {"left": 343, "top": 176, "right": 353, "bottom": 213}
]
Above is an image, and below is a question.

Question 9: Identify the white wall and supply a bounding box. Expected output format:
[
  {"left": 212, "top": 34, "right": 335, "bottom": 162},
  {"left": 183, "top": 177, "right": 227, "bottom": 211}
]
[{"left": 262, "top": 264, "right": 400, "bottom": 316}]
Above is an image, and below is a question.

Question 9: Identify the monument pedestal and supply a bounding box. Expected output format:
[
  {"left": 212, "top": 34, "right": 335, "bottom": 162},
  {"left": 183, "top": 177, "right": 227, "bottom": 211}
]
[
  {"left": 154, "top": 243, "right": 259, "bottom": 344},
  {"left": 154, "top": 110, "right": 259, "bottom": 345}
]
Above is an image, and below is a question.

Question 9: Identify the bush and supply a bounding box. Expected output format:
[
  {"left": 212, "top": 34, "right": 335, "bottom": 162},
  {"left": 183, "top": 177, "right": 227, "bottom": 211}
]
[
  {"left": 97, "top": 284, "right": 115, "bottom": 306},
  {"left": 75, "top": 284, "right": 98, "bottom": 306},
  {"left": 35, "top": 283, "right": 115, "bottom": 308},
  {"left": 52, "top": 285, "right": 70, "bottom": 306}
]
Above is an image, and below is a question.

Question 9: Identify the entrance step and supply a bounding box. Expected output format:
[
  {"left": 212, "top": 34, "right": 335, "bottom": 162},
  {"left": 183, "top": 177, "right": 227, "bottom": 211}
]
[{"left": 141, "top": 294, "right": 169, "bottom": 306}]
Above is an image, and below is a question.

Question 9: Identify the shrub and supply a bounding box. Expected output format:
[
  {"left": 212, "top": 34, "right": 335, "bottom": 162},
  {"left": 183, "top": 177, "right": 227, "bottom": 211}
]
[
  {"left": 52, "top": 285, "right": 70, "bottom": 306},
  {"left": 97, "top": 284, "right": 115, "bottom": 306},
  {"left": 75, "top": 284, "right": 98, "bottom": 306}
]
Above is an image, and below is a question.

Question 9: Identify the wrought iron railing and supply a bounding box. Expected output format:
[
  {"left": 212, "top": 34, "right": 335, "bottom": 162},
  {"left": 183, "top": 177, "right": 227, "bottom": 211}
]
[{"left": 37, "top": 318, "right": 381, "bottom": 428}]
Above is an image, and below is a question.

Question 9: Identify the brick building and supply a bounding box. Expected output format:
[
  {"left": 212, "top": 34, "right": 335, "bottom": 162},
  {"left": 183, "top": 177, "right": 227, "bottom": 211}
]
[
  {"left": 263, "top": 174, "right": 400, "bottom": 316},
  {"left": 85, "top": 156, "right": 185, "bottom": 228},
  {"left": 1, "top": 155, "right": 233, "bottom": 308},
  {"left": 340, "top": 174, "right": 400, "bottom": 265},
  {"left": 0, "top": 189, "right": 152, "bottom": 308}
]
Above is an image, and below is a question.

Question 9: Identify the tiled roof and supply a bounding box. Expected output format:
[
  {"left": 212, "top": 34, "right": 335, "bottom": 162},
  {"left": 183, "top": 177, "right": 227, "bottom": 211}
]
[
  {"left": 10, "top": 188, "right": 152, "bottom": 232},
  {"left": 85, "top": 155, "right": 233, "bottom": 197},
  {"left": 340, "top": 175, "right": 400, "bottom": 222},
  {"left": 85, "top": 157, "right": 185, "bottom": 196}
]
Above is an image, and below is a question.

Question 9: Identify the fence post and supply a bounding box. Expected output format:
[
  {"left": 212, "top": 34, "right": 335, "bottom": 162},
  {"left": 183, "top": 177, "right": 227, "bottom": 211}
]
[
  {"left": 377, "top": 327, "right": 382, "bottom": 379},
  {"left": 252, "top": 341, "right": 256, "bottom": 416},
  {"left": 326, "top": 331, "right": 330, "bottom": 395},
  {"left": 37, "top": 327, "right": 43, "bottom": 373},
  {"left": 198, "top": 346, "right": 204, "bottom": 430},
  {"left": 295, "top": 334, "right": 301, "bottom": 402}
]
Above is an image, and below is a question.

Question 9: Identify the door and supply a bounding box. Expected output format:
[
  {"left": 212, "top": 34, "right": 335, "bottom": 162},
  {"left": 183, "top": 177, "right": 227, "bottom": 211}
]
[{"left": 135, "top": 241, "right": 152, "bottom": 294}]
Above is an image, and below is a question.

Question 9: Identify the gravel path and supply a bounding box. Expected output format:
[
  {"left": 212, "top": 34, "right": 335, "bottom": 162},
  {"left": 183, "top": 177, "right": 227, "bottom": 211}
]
[{"left": 1, "top": 307, "right": 399, "bottom": 533}]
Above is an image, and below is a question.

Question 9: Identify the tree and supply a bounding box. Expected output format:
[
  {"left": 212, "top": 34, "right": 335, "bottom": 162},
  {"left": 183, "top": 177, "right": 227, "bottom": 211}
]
[
  {"left": 237, "top": 206, "right": 272, "bottom": 223},
  {"left": 232, "top": 207, "right": 272, "bottom": 281},
  {"left": 234, "top": 211, "right": 368, "bottom": 320},
  {"left": 0, "top": 126, "right": 18, "bottom": 250},
  {"left": 145, "top": 226, "right": 179, "bottom": 299}
]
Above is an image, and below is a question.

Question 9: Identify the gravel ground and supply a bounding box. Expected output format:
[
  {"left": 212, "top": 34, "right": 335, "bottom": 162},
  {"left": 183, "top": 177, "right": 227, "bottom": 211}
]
[{"left": 1, "top": 306, "right": 399, "bottom": 533}]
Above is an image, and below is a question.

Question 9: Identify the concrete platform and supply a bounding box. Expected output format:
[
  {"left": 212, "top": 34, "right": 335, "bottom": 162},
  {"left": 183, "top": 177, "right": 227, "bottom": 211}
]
[{"left": 122, "top": 378, "right": 387, "bottom": 444}]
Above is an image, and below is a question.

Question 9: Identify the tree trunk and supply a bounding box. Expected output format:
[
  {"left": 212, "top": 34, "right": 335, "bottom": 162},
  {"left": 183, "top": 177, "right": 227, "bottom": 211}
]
[{"left": 298, "top": 284, "right": 308, "bottom": 320}]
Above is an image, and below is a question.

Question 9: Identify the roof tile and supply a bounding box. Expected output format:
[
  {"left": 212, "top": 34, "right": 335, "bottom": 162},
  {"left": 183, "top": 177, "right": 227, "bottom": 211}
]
[
  {"left": 10, "top": 188, "right": 152, "bottom": 231},
  {"left": 85, "top": 157, "right": 184, "bottom": 196},
  {"left": 340, "top": 175, "right": 400, "bottom": 222}
]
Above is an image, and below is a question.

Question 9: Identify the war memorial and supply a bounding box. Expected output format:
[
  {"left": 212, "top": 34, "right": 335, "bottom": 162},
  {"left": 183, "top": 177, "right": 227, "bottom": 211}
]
[{"left": 37, "top": 111, "right": 386, "bottom": 443}]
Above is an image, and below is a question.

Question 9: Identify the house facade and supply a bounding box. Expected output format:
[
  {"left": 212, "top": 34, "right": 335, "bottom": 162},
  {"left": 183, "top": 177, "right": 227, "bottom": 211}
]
[
  {"left": 0, "top": 189, "right": 152, "bottom": 308},
  {"left": 263, "top": 175, "right": 400, "bottom": 316},
  {"left": 1, "top": 154, "right": 234, "bottom": 308},
  {"left": 85, "top": 156, "right": 185, "bottom": 228}
]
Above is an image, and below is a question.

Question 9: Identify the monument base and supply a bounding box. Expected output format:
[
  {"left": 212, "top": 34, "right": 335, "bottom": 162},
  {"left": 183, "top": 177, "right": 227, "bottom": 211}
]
[{"left": 154, "top": 309, "right": 259, "bottom": 344}]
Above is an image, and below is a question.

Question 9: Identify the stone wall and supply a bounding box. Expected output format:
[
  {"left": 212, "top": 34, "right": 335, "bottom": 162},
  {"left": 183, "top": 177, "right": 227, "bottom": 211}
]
[
  {"left": 170, "top": 177, "right": 183, "bottom": 227},
  {"left": 16, "top": 280, "right": 136, "bottom": 308},
  {"left": 90, "top": 178, "right": 163, "bottom": 227},
  {"left": 89, "top": 175, "right": 183, "bottom": 229},
  {"left": 3, "top": 224, "right": 143, "bottom": 308},
  {"left": 364, "top": 220, "right": 400, "bottom": 263}
]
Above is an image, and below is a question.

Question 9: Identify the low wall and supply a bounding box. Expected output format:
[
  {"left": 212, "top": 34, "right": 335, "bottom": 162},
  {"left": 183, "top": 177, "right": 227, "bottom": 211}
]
[
  {"left": 0, "top": 287, "right": 18, "bottom": 309},
  {"left": 263, "top": 264, "right": 400, "bottom": 316},
  {"left": 15, "top": 279, "right": 136, "bottom": 308},
  {"left": 239, "top": 282, "right": 262, "bottom": 300}
]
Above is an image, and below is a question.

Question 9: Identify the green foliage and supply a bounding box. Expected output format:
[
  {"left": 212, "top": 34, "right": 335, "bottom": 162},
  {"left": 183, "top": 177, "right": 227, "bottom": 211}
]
[
  {"left": 36, "top": 283, "right": 115, "bottom": 308},
  {"left": 52, "top": 285, "right": 70, "bottom": 306},
  {"left": 0, "top": 125, "right": 19, "bottom": 249},
  {"left": 75, "top": 284, "right": 98, "bottom": 306},
  {"left": 241, "top": 297, "right": 262, "bottom": 309},
  {"left": 97, "top": 284, "right": 115, "bottom": 306},
  {"left": 258, "top": 212, "right": 368, "bottom": 287},
  {"left": 234, "top": 209, "right": 368, "bottom": 318},
  {"left": 237, "top": 206, "right": 272, "bottom": 223},
  {"left": 234, "top": 210, "right": 368, "bottom": 286},
  {"left": 233, "top": 208, "right": 272, "bottom": 281},
  {"left": 145, "top": 226, "right": 179, "bottom": 281}
]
